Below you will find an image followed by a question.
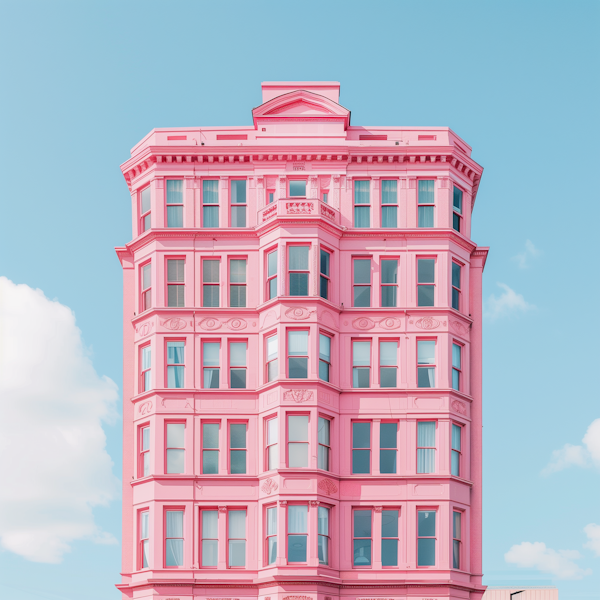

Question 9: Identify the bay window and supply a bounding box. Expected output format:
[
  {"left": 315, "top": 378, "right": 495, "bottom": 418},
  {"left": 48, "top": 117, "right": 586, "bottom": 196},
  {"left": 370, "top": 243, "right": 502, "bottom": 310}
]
[
  {"left": 318, "top": 416, "right": 331, "bottom": 470},
  {"left": 166, "top": 180, "right": 183, "bottom": 228},
  {"left": 352, "top": 340, "right": 371, "bottom": 388},
  {"left": 230, "top": 259, "right": 247, "bottom": 307},
  {"left": 203, "top": 260, "right": 220, "bottom": 307},
  {"left": 266, "top": 506, "right": 277, "bottom": 565},
  {"left": 320, "top": 248, "right": 331, "bottom": 300},
  {"left": 319, "top": 333, "right": 331, "bottom": 382},
  {"left": 201, "top": 510, "right": 218, "bottom": 567},
  {"left": 380, "top": 422, "right": 397, "bottom": 474},
  {"left": 166, "top": 423, "right": 185, "bottom": 474},
  {"left": 381, "top": 259, "right": 398, "bottom": 307},
  {"left": 202, "top": 180, "right": 219, "bottom": 227},
  {"left": 166, "top": 341, "right": 184, "bottom": 388},
  {"left": 417, "top": 340, "right": 435, "bottom": 388},
  {"left": 287, "top": 505, "right": 308, "bottom": 562},
  {"left": 203, "top": 342, "right": 220, "bottom": 389},
  {"left": 379, "top": 341, "right": 398, "bottom": 388},
  {"left": 417, "top": 510, "right": 436, "bottom": 566},
  {"left": 382, "top": 510, "right": 399, "bottom": 566},
  {"left": 167, "top": 259, "right": 185, "bottom": 307},
  {"left": 417, "top": 421, "right": 436, "bottom": 474},
  {"left": 288, "top": 415, "right": 309, "bottom": 468},
  {"left": 417, "top": 258, "right": 435, "bottom": 307},
  {"left": 289, "top": 246, "right": 309, "bottom": 296},
  {"left": 452, "top": 343, "right": 462, "bottom": 391},
  {"left": 288, "top": 330, "right": 308, "bottom": 378},
  {"left": 165, "top": 510, "right": 184, "bottom": 566},
  {"left": 452, "top": 262, "right": 462, "bottom": 311},
  {"left": 353, "top": 258, "right": 371, "bottom": 307},
  {"left": 353, "top": 509, "right": 372, "bottom": 566},
  {"left": 453, "top": 511, "right": 462, "bottom": 569},
  {"left": 451, "top": 424, "right": 462, "bottom": 477},
  {"left": 228, "top": 510, "right": 246, "bottom": 567},
  {"left": 318, "top": 506, "right": 330, "bottom": 565}
]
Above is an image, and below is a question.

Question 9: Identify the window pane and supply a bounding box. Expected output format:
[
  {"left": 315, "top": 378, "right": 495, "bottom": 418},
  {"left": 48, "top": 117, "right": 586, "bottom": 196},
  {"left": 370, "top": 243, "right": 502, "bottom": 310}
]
[
  {"left": 318, "top": 506, "right": 329, "bottom": 535},
  {"left": 452, "top": 262, "right": 461, "bottom": 289},
  {"left": 418, "top": 180, "right": 434, "bottom": 203},
  {"left": 167, "top": 365, "right": 184, "bottom": 388},
  {"left": 141, "top": 511, "right": 149, "bottom": 538},
  {"left": 167, "top": 342, "right": 185, "bottom": 364},
  {"left": 289, "top": 246, "right": 309, "bottom": 270},
  {"left": 142, "top": 264, "right": 151, "bottom": 289},
  {"left": 319, "top": 360, "right": 330, "bottom": 382},
  {"left": 204, "top": 368, "right": 220, "bottom": 389},
  {"left": 289, "top": 443, "right": 307, "bottom": 467},
  {"left": 320, "top": 275, "right": 329, "bottom": 299},
  {"left": 143, "top": 213, "right": 151, "bottom": 231},
  {"left": 289, "top": 273, "right": 309, "bottom": 296},
  {"left": 354, "top": 180, "right": 370, "bottom": 204},
  {"left": 418, "top": 421, "right": 436, "bottom": 446},
  {"left": 229, "top": 510, "right": 246, "bottom": 537},
  {"left": 166, "top": 510, "right": 183, "bottom": 537},
  {"left": 288, "top": 330, "right": 308, "bottom": 355},
  {"left": 167, "top": 423, "right": 185, "bottom": 447},
  {"left": 352, "top": 449, "right": 370, "bottom": 473},
  {"left": 228, "top": 540, "right": 246, "bottom": 567},
  {"left": 289, "top": 180, "right": 306, "bottom": 197},
  {"left": 288, "top": 505, "right": 308, "bottom": 533},
  {"left": 381, "top": 286, "right": 396, "bottom": 307},
  {"left": 203, "top": 206, "right": 219, "bottom": 227},
  {"left": 354, "top": 285, "right": 371, "bottom": 307},
  {"left": 381, "top": 205, "right": 397, "bottom": 228},
  {"left": 202, "top": 450, "right": 218, "bottom": 474},
  {"left": 167, "top": 206, "right": 183, "bottom": 228},
  {"left": 418, "top": 259, "right": 435, "bottom": 283},
  {"left": 288, "top": 535, "right": 307, "bottom": 562},
  {"left": 354, "top": 259, "right": 370, "bottom": 283},
  {"left": 380, "top": 367, "right": 397, "bottom": 388},
  {"left": 380, "top": 449, "right": 397, "bottom": 473},
  {"left": 318, "top": 444, "right": 330, "bottom": 470},
  {"left": 142, "top": 347, "right": 151, "bottom": 370},
  {"left": 382, "top": 538, "right": 398, "bottom": 566},
  {"left": 165, "top": 539, "right": 183, "bottom": 566},
  {"left": 268, "top": 250, "right": 278, "bottom": 277},
  {"left": 353, "top": 421, "right": 370, "bottom": 448},
  {"left": 230, "top": 450, "right": 246, "bottom": 473},
  {"left": 230, "top": 424, "right": 246, "bottom": 448},
  {"left": 203, "top": 343, "right": 220, "bottom": 367},
  {"left": 380, "top": 342, "right": 397, "bottom": 366},
  {"left": 230, "top": 342, "right": 247, "bottom": 367},
  {"left": 142, "top": 426, "right": 150, "bottom": 451},
  {"left": 167, "top": 180, "right": 183, "bottom": 203},
  {"left": 318, "top": 417, "right": 330, "bottom": 445},
  {"left": 353, "top": 367, "right": 370, "bottom": 388},
  {"left": 203, "top": 286, "right": 219, "bottom": 307},
  {"left": 319, "top": 334, "right": 331, "bottom": 362},
  {"left": 141, "top": 186, "right": 151, "bottom": 213},
  {"left": 203, "top": 180, "right": 219, "bottom": 203},
  {"left": 418, "top": 538, "right": 435, "bottom": 566},
  {"left": 418, "top": 205, "right": 434, "bottom": 227},
  {"left": 452, "top": 424, "right": 462, "bottom": 451},
  {"left": 288, "top": 356, "right": 307, "bottom": 378},
  {"left": 354, "top": 509, "right": 372, "bottom": 536},
  {"left": 289, "top": 415, "right": 308, "bottom": 441},
  {"left": 269, "top": 445, "right": 279, "bottom": 471},
  {"left": 381, "top": 179, "right": 397, "bottom": 203},
  {"left": 451, "top": 450, "right": 460, "bottom": 476},
  {"left": 168, "top": 285, "right": 184, "bottom": 307},
  {"left": 231, "top": 180, "right": 246, "bottom": 203},
  {"left": 353, "top": 341, "right": 370, "bottom": 366},
  {"left": 167, "top": 448, "right": 184, "bottom": 473},
  {"left": 381, "top": 260, "right": 397, "bottom": 283},
  {"left": 417, "top": 448, "right": 436, "bottom": 473},
  {"left": 418, "top": 366, "right": 435, "bottom": 388},
  {"left": 418, "top": 285, "right": 434, "bottom": 307},
  {"left": 418, "top": 510, "right": 436, "bottom": 536},
  {"left": 202, "top": 510, "right": 218, "bottom": 538},
  {"left": 453, "top": 344, "right": 462, "bottom": 369},
  {"left": 353, "top": 539, "right": 371, "bottom": 565},
  {"left": 231, "top": 206, "right": 246, "bottom": 227},
  {"left": 230, "top": 369, "right": 246, "bottom": 389},
  {"left": 318, "top": 535, "right": 329, "bottom": 565},
  {"left": 203, "top": 261, "right": 220, "bottom": 283},
  {"left": 453, "top": 539, "right": 461, "bottom": 569},
  {"left": 453, "top": 511, "right": 462, "bottom": 539},
  {"left": 268, "top": 537, "right": 277, "bottom": 564},
  {"left": 202, "top": 540, "right": 218, "bottom": 566},
  {"left": 267, "top": 359, "right": 278, "bottom": 381},
  {"left": 453, "top": 186, "right": 463, "bottom": 213},
  {"left": 380, "top": 422, "right": 397, "bottom": 448},
  {"left": 230, "top": 260, "right": 246, "bottom": 283},
  {"left": 453, "top": 212, "right": 461, "bottom": 232},
  {"left": 267, "top": 418, "right": 278, "bottom": 445},
  {"left": 452, "top": 288, "right": 460, "bottom": 311},
  {"left": 267, "top": 335, "right": 278, "bottom": 360},
  {"left": 418, "top": 341, "right": 435, "bottom": 364},
  {"left": 167, "top": 260, "right": 184, "bottom": 282},
  {"left": 354, "top": 206, "right": 370, "bottom": 227},
  {"left": 320, "top": 249, "right": 330, "bottom": 276}
]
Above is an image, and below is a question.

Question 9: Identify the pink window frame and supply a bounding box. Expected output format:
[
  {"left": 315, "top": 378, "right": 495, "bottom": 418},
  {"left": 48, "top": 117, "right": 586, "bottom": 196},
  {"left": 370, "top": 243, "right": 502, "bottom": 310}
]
[
  {"left": 165, "top": 256, "right": 185, "bottom": 308},
  {"left": 352, "top": 506, "right": 373, "bottom": 568},
  {"left": 264, "top": 414, "right": 278, "bottom": 471},
  {"left": 285, "top": 502, "right": 309, "bottom": 564},
  {"left": 229, "top": 339, "right": 247, "bottom": 388},
  {"left": 416, "top": 256, "right": 436, "bottom": 307},
  {"left": 201, "top": 420, "right": 220, "bottom": 475},
  {"left": 381, "top": 506, "right": 401, "bottom": 568},
  {"left": 228, "top": 420, "right": 248, "bottom": 475},
  {"left": 417, "top": 338, "right": 436, "bottom": 388},
  {"left": 165, "top": 338, "right": 185, "bottom": 389},
  {"left": 352, "top": 338, "right": 372, "bottom": 388},
  {"left": 352, "top": 256, "right": 372, "bottom": 307},
  {"left": 287, "top": 244, "right": 310, "bottom": 296},
  {"left": 226, "top": 507, "right": 247, "bottom": 568},
  {"left": 319, "top": 245, "right": 332, "bottom": 301},
  {"left": 138, "top": 508, "right": 150, "bottom": 570},
  {"left": 452, "top": 184, "right": 464, "bottom": 232},
  {"left": 140, "top": 185, "right": 151, "bottom": 234},
  {"left": 380, "top": 179, "right": 398, "bottom": 227},
  {"left": 287, "top": 412, "right": 310, "bottom": 469},
  {"left": 452, "top": 341, "right": 463, "bottom": 391},
  {"left": 417, "top": 178, "right": 435, "bottom": 227},
  {"left": 380, "top": 257, "right": 399, "bottom": 308},
  {"left": 379, "top": 339, "right": 399, "bottom": 387},
  {"left": 452, "top": 508, "right": 464, "bottom": 570},
  {"left": 317, "top": 414, "right": 332, "bottom": 471},
  {"left": 353, "top": 179, "right": 371, "bottom": 227},
  {"left": 416, "top": 507, "right": 438, "bottom": 568},
  {"left": 163, "top": 506, "right": 185, "bottom": 569},
  {"left": 451, "top": 259, "right": 463, "bottom": 312},
  {"left": 416, "top": 420, "right": 437, "bottom": 473},
  {"left": 138, "top": 422, "right": 150, "bottom": 479},
  {"left": 165, "top": 420, "right": 186, "bottom": 475},
  {"left": 139, "top": 343, "right": 151, "bottom": 393},
  {"left": 265, "top": 331, "right": 278, "bottom": 382},
  {"left": 199, "top": 506, "right": 219, "bottom": 568},
  {"left": 202, "top": 257, "right": 220, "bottom": 308},
  {"left": 264, "top": 503, "right": 277, "bottom": 565},
  {"left": 230, "top": 179, "right": 247, "bottom": 227},
  {"left": 140, "top": 261, "right": 151, "bottom": 313},
  {"left": 286, "top": 328, "right": 309, "bottom": 379},
  {"left": 351, "top": 420, "right": 372, "bottom": 474},
  {"left": 451, "top": 421, "right": 462, "bottom": 477},
  {"left": 228, "top": 256, "right": 247, "bottom": 308},
  {"left": 266, "top": 246, "right": 278, "bottom": 301},
  {"left": 202, "top": 339, "right": 221, "bottom": 390}
]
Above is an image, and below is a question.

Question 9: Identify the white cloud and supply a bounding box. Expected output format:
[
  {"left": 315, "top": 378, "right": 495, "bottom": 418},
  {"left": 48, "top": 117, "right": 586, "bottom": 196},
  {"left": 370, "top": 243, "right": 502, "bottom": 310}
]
[
  {"left": 484, "top": 283, "right": 535, "bottom": 320},
  {"left": 584, "top": 523, "right": 600, "bottom": 556},
  {"left": 0, "top": 277, "right": 119, "bottom": 563},
  {"left": 505, "top": 541, "right": 592, "bottom": 580},
  {"left": 542, "top": 418, "right": 600, "bottom": 474},
  {"left": 513, "top": 239, "right": 541, "bottom": 269}
]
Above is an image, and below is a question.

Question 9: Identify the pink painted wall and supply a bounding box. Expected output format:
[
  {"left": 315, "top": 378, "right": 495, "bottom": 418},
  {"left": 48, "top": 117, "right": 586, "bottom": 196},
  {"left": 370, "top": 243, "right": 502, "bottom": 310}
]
[{"left": 117, "top": 82, "right": 488, "bottom": 600}]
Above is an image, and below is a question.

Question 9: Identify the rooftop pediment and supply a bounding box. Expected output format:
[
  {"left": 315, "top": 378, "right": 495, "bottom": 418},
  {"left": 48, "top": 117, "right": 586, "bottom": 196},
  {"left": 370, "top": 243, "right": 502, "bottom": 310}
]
[{"left": 252, "top": 90, "right": 350, "bottom": 129}]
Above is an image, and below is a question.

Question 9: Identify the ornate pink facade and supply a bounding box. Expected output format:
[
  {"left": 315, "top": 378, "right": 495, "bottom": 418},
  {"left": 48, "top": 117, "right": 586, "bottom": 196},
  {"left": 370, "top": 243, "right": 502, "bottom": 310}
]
[{"left": 116, "top": 82, "right": 488, "bottom": 600}]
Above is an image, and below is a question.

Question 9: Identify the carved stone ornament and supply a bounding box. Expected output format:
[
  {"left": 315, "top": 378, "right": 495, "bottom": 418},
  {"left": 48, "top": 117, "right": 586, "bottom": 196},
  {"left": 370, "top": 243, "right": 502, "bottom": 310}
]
[
  {"left": 284, "top": 389, "right": 313, "bottom": 404},
  {"left": 135, "top": 321, "right": 153, "bottom": 337},
  {"left": 198, "top": 317, "right": 221, "bottom": 331},
  {"left": 286, "top": 201, "right": 313, "bottom": 214},
  {"left": 283, "top": 596, "right": 312, "bottom": 600},
  {"left": 374, "top": 506, "right": 383, "bottom": 513},
  {"left": 451, "top": 399, "right": 467, "bottom": 415},
  {"left": 218, "top": 506, "right": 228, "bottom": 513},
  {"left": 261, "top": 478, "right": 278, "bottom": 495},
  {"left": 353, "top": 317, "right": 375, "bottom": 330},
  {"left": 415, "top": 317, "right": 440, "bottom": 329},
  {"left": 450, "top": 320, "right": 469, "bottom": 336},
  {"left": 260, "top": 310, "right": 277, "bottom": 329},
  {"left": 285, "top": 306, "right": 314, "bottom": 320},
  {"left": 138, "top": 401, "right": 152, "bottom": 415},
  {"left": 279, "top": 500, "right": 287, "bottom": 506},
  {"left": 225, "top": 317, "right": 247, "bottom": 330},
  {"left": 321, "top": 204, "right": 336, "bottom": 221},
  {"left": 379, "top": 317, "right": 402, "bottom": 330},
  {"left": 309, "top": 500, "right": 320, "bottom": 507},
  {"left": 317, "top": 478, "right": 338, "bottom": 495},
  {"left": 163, "top": 317, "right": 187, "bottom": 331}
]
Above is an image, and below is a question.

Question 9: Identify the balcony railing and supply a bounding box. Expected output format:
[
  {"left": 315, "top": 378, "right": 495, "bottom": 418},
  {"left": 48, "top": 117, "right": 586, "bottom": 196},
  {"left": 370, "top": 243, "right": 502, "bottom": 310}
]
[{"left": 257, "top": 197, "right": 340, "bottom": 226}]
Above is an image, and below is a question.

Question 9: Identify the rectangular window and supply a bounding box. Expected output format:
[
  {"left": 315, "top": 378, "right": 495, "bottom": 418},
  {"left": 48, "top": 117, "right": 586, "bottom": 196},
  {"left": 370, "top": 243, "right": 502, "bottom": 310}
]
[
  {"left": 166, "top": 341, "right": 184, "bottom": 388},
  {"left": 352, "top": 340, "right": 371, "bottom": 388},
  {"left": 140, "top": 425, "right": 150, "bottom": 477},
  {"left": 166, "top": 180, "right": 183, "bottom": 228},
  {"left": 266, "top": 334, "right": 278, "bottom": 382},
  {"left": 140, "top": 510, "right": 149, "bottom": 568},
  {"left": 288, "top": 330, "right": 308, "bottom": 378},
  {"left": 266, "top": 506, "right": 277, "bottom": 565},
  {"left": 417, "top": 421, "right": 436, "bottom": 473},
  {"left": 380, "top": 422, "right": 397, "bottom": 474},
  {"left": 289, "top": 246, "right": 309, "bottom": 296},
  {"left": 381, "top": 180, "right": 398, "bottom": 228},
  {"left": 322, "top": 191, "right": 328, "bottom": 204},
  {"left": 319, "top": 334, "right": 331, "bottom": 382},
  {"left": 287, "top": 505, "right": 308, "bottom": 562},
  {"left": 353, "top": 258, "right": 371, "bottom": 307},
  {"left": 418, "top": 180, "right": 434, "bottom": 227},
  {"left": 417, "top": 510, "right": 436, "bottom": 566},
  {"left": 201, "top": 510, "right": 218, "bottom": 567},
  {"left": 452, "top": 262, "right": 461, "bottom": 311},
  {"left": 267, "top": 249, "right": 278, "bottom": 300},
  {"left": 203, "top": 260, "right": 220, "bottom": 307},
  {"left": 203, "top": 342, "right": 220, "bottom": 389},
  {"left": 230, "top": 259, "right": 247, "bottom": 307},
  {"left": 379, "top": 341, "right": 398, "bottom": 388},
  {"left": 453, "top": 186, "right": 463, "bottom": 232},
  {"left": 166, "top": 423, "right": 185, "bottom": 474},
  {"left": 452, "top": 343, "right": 462, "bottom": 391},
  {"left": 167, "top": 259, "right": 185, "bottom": 307},
  {"left": 417, "top": 259, "right": 435, "bottom": 307},
  {"left": 320, "top": 249, "right": 331, "bottom": 300},
  {"left": 141, "top": 263, "right": 151, "bottom": 312},
  {"left": 381, "top": 259, "right": 398, "bottom": 307},
  {"left": 228, "top": 510, "right": 246, "bottom": 567},
  {"left": 202, "top": 422, "right": 219, "bottom": 474},
  {"left": 318, "top": 506, "right": 330, "bottom": 565},
  {"left": 140, "top": 345, "right": 151, "bottom": 392},
  {"left": 140, "top": 186, "right": 151, "bottom": 232},
  {"left": 417, "top": 340, "right": 436, "bottom": 388},
  {"left": 288, "top": 415, "right": 309, "bottom": 468},
  {"left": 352, "top": 421, "right": 371, "bottom": 474},
  {"left": 382, "top": 510, "right": 399, "bottom": 566},
  {"left": 229, "top": 423, "right": 247, "bottom": 474},
  {"left": 318, "top": 417, "right": 331, "bottom": 470},
  {"left": 289, "top": 180, "right": 306, "bottom": 197},
  {"left": 203, "top": 180, "right": 219, "bottom": 227},
  {"left": 165, "top": 510, "right": 184, "bottom": 566},
  {"left": 230, "top": 342, "right": 247, "bottom": 389},
  {"left": 353, "top": 509, "right": 372, "bottom": 566},
  {"left": 266, "top": 416, "right": 278, "bottom": 470},
  {"left": 231, "top": 180, "right": 247, "bottom": 227},
  {"left": 453, "top": 511, "right": 462, "bottom": 569},
  {"left": 452, "top": 424, "right": 462, "bottom": 477},
  {"left": 354, "top": 180, "right": 370, "bottom": 227},
  {"left": 268, "top": 191, "right": 275, "bottom": 204}
]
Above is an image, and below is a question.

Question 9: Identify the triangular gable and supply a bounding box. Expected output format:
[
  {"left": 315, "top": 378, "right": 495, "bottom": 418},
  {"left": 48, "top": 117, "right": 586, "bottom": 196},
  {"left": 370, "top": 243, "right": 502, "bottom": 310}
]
[{"left": 253, "top": 90, "right": 350, "bottom": 129}]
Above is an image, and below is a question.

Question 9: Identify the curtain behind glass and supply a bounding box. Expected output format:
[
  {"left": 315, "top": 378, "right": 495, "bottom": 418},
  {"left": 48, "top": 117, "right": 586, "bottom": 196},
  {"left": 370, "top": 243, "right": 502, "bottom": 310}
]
[
  {"left": 381, "top": 180, "right": 397, "bottom": 203},
  {"left": 167, "top": 180, "right": 183, "bottom": 203},
  {"left": 203, "top": 343, "right": 220, "bottom": 367},
  {"left": 354, "top": 180, "right": 370, "bottom": 204},
  {"left": 289, "top": 246, "right": 309, "bottom": 270},
  {"left": 288, "top": 331, "right": 308, "bottom": 355},
  {"left": 417, "top": 421, "right": 436, "bottom": 473},
  {"left": 231, "top": 180, "right": 246, "bottom": 204},
  {"left": 168, "top": 342, "right": 185, "bottom": 364}
]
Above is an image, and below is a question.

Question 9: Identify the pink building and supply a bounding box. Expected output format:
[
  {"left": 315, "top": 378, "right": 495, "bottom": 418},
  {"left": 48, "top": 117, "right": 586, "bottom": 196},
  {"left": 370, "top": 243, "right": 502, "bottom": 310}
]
[{"left": 116, "top": 82, "right": 488, "bottom": 600}]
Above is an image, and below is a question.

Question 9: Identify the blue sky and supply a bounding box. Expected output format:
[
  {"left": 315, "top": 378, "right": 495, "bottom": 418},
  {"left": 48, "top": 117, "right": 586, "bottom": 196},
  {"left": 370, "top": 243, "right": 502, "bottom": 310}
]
[{"left": 0, "top": 1, "right": 598, "bottom": 599}]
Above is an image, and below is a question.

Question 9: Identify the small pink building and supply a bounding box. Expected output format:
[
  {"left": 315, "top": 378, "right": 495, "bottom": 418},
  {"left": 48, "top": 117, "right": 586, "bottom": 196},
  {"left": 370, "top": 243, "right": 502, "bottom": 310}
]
[{"left": 116, "top": 82, "right": 488, "bottom": 600}]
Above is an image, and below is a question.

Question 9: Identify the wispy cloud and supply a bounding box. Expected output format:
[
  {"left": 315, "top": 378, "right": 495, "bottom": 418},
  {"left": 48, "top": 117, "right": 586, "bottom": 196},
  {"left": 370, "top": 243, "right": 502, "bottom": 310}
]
[
  {"left": 513, "top": 240, "right": 541, "bottom": 269},
  {"left": 0, "top": 277, "right": 119, "bottom": 563},
  {"left": 484, "top": 283, "right": 535, "bottom": 320},
  {"left": 542, "top": 418, "right": 600, "bottom": 475},
  {"left": 505, "top": 541, "right": 592, "bottom": 580},
  {"left": 584, "top": 523, "right": 600, "bottom": 557}
]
